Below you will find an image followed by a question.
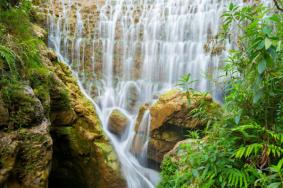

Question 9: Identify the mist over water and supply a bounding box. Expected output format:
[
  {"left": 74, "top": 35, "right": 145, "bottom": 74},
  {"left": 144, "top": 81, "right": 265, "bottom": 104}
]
[{"left": 47, "top": 0, "right": 260, "bottom": 187}]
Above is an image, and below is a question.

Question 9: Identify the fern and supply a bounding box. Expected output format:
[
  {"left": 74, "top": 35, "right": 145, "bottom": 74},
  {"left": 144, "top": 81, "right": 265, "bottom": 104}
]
[
  {"left": 235, "top": 143, "right": 283, "bottom": 159},
  {"left": 0, "top": 44, "right": 17, "bottom": 75},
  {"left": 267, "top": 144, "right": 283, "bottom": 158},
  {"left": 223, "top": 168, "right": 248, "bottom": 188},
  {"left": 234, "top": 143, "right": 263, "bottom": 159},
  {"left": 266, "top": 130, "right": 283, "bottom": 144}
]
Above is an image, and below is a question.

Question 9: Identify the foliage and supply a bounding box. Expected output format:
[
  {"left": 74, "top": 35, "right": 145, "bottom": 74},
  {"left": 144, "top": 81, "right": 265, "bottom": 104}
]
[
  {"left": 0, "top": 45, "right": 18, "bottom": 77},
  {"left": 0, "top": 0, "right": 71, "bottom": 127},
  {"left": 159, "top": 3, "right": 283, "bottom": 188},
  {"left": 178, "top": 73, "right": 197, "bottom": 106}
]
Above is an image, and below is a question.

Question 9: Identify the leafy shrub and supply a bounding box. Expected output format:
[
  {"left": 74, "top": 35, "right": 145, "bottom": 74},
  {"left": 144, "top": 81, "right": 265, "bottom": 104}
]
[{"left": 159, "top": 3, "right": 283, "bottom": 188}]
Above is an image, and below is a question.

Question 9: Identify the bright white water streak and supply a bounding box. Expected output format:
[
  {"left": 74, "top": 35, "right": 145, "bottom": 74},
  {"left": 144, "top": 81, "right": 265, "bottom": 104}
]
[{"left": 47, "top": 0, "right": 270, "bottom": 187}]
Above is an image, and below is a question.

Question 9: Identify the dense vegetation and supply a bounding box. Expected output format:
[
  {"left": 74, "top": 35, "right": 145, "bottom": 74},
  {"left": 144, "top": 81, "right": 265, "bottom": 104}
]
[
  {"left": 0, "top": 0, "right": 70, "bottom": 125},
  {"left": 159, "top": 2, "right": 283, "bottom": 188},
  {"left": 1, "top": 0, "right": 282, "bottom": 187}
]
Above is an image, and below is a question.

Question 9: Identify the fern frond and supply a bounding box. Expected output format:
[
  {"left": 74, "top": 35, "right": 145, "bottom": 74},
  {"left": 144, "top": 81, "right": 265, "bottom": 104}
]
[
  {"left": 235, "top": 143, "right": 283, "bottom": 159},
  {"left": 266, "top": 130, "right": 283, "bottom": 144},
  {"left": 223, "top": 168, "right": 248, "bottom": 188},
  {"left": 267, "top": 144, "right": 283, "bottom": 158},
  {"left": 0, "top": 45, "right": 17, "bottom": 74},
  {"left": 232, "top": 123, "right": 262, "bottom": 132},
  {"left": 234, "top": 144, "right": 263, "bottom": 159}
]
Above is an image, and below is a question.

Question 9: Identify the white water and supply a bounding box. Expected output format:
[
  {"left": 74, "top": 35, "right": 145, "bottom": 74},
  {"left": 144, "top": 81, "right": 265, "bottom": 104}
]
[{"left": 47, "top": 0, "right": 266, "bottom": 187}]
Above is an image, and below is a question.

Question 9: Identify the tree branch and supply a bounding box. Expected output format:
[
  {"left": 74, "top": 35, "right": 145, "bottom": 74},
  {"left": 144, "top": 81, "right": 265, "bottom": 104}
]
[{"left": 273, "top": 0, "right": 283, "bottom": 11}]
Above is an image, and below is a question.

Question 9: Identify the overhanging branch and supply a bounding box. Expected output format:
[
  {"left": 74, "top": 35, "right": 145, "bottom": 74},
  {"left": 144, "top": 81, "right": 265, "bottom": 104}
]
[{"left": 273, "top": 0, "right": 283, "bottom": 11}]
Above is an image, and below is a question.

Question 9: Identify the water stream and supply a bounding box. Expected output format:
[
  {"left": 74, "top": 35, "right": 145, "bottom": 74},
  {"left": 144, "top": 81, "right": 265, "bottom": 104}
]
[{"left": 47, "top": 0, "right": 257, "bottom": 187}]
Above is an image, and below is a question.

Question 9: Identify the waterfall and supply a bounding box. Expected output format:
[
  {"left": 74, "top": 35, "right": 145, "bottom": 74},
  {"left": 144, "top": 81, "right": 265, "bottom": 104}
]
[{"left": 47, "top": 0, "right": 257, "bottom": 187}]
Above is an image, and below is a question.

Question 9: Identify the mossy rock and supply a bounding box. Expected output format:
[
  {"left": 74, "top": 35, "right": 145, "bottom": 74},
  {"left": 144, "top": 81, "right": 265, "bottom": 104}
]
[{"left": 1, "top": 84, "right": 45, "bottom": 128}]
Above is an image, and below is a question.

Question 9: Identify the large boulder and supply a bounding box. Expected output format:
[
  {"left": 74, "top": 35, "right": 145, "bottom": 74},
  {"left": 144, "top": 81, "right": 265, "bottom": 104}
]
[
  {"left": 133, "top": 89, "right": 221, "bottom": 164},
  {"left": 108, "top": 109, "right": 129, "bottom": 136}
]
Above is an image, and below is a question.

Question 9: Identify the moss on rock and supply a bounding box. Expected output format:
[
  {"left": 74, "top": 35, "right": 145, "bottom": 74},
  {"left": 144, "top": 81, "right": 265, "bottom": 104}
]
[{"left": 0, "top": 2, "right": 126, "bottom": 188}]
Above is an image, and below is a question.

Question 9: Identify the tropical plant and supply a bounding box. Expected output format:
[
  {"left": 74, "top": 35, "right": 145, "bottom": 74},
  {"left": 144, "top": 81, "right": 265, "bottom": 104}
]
[
  {"left": 159, "top": 2, "right": 283, "bottom": 188},
  {"left": 177, "top": 73, "right": 197, "bottom": 106},
  {"left": 0, "top": 45, "right": 15, "bottom": 69}
]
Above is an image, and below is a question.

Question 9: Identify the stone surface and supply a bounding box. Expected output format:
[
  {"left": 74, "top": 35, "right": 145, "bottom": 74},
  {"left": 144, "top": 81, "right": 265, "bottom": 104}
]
[
  {"left": 133, "top": 89, "right": 221, "bottom": 164},
  {"left": 0, "top": 119, "right": 53, "bottom": 188},
  {"left": 47, "top": 53, "right": 126, "bottom": 188},
  {"left": 0, "top": 29, "right": 126, "bottom": 188},
  {"left": 165, "top": 139, "right": 201, "bottom": 157},
  {"left": 108, "top": 109, "right": 129, "bottom": 136}
]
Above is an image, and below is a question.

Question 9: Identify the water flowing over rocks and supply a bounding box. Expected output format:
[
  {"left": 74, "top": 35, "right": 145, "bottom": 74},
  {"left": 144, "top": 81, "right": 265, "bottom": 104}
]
[
  {"left": 43, "top": 0, "right": 255, "bottom": 187},
  {"left": 133, "top": 89, "right": 221, "bottom": 164},
  {"left": 108, "top": 109, "right": 129, "bottom": 136}
]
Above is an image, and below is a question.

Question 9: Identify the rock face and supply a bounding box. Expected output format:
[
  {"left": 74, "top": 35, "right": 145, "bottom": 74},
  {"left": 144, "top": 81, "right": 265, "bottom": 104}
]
[
  {"left": 0, "top": 87, "right": 52, "bottom": 188},
  {"left": 48, "top": 61, "right": 126, "bottom": 188},
  {"left": 0, "top": 22, "right": 125, "bottom": 188},
  {"left": 133, "top": 89, "right": 221, "bottom": 164},
  {"left": 108, "top": 109, "right": 129, "bottom": 136}
]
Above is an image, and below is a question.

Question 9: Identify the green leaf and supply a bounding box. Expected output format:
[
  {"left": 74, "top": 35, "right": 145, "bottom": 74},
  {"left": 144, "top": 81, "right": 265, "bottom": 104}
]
[
  {"left": 258, "top": 59, "right": 266, "bottom": 74},
  {"left": 267, "top": 182, "right": 281, "bottom": 188},
  {"left": 277, "top": 41, "right": 282, "bottom": 52},
  {"left": 265, "top": 38, "right": 272, "bottom": 49},
  {"left": 229, "top": 3, "right": 234, "bottom": 11},
  {"left": 269, "top": 15, "right": 280, "bottom": 22},
  {"left": 235, "top": 115, "right": 241, "bottom": 125},
  {"left": 192, "top": 169, "right": 199, "bottom": 177},
  {"left": 253, "top": 89, "right": 263, "bottom": 104},
  {"left": 263, "top": 26, "right": 272, "bottom": 36}
]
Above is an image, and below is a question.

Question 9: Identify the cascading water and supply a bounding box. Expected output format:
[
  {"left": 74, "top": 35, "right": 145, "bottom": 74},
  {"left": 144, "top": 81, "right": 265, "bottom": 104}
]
[{"left": 47, "top": 0, "right": 259, "bottom": 187}]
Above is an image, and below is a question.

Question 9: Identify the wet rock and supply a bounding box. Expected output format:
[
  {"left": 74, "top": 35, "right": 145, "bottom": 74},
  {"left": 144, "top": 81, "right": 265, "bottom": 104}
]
[
  {"left": 131, "top": 133, "right": 146, "bottom": 156},
  {"left": 149, "top": 89, "right": 189, "bottom": 131},
  {"left": 49, "top": 61, "right": 126, "bottom": 188},
  {"left": 133, "top": 89, "right": 221, "bottom": 164},
  {"left": 108, "top": 109, "right": 129, "bottom": 136},
  {"left": 134, "top": 103, "right": 150, "bottom": 132},
  {"left": 125, "top": 84, "right": 139, "bottom": 112},
  {"left": 131, "top": 106, "right": 151, "bottom": 156}
]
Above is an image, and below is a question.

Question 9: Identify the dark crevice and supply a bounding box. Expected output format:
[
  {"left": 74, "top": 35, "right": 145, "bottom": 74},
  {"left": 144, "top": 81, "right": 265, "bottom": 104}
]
[{"left": 48, "top": 128, "right": 87, "bottom": 188}]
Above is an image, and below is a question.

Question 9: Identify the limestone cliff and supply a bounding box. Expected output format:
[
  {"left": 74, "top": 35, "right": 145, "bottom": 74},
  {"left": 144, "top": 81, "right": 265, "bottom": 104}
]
[{"left": 0, "top": 1, "right": 125, "bottom": 187}]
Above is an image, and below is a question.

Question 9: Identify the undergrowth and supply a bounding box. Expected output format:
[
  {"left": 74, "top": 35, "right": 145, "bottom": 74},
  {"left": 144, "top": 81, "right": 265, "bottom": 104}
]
[{"left": 159, "top": 3, "right": 283, "bottom": 188}]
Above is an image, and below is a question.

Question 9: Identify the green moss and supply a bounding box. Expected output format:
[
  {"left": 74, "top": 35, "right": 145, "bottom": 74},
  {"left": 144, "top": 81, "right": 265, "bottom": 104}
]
[
  {"left": 27, "top": 67, "right": 52, "bottom": 112},
  {"left": 55, "top": 126, "right": 91, "bottom": 155}
]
